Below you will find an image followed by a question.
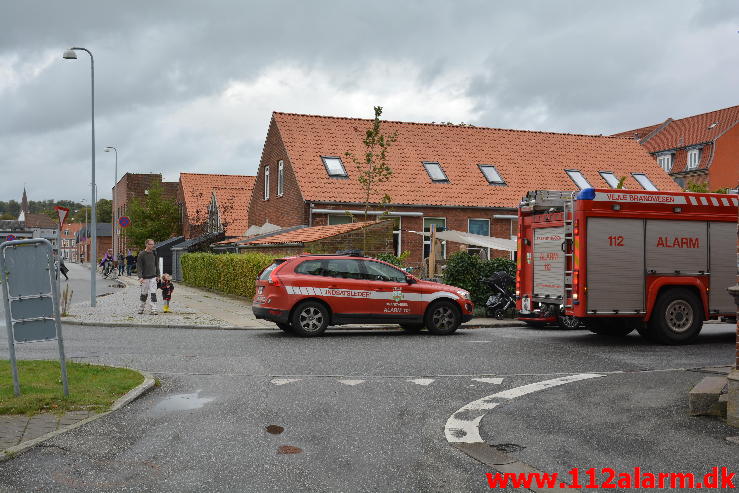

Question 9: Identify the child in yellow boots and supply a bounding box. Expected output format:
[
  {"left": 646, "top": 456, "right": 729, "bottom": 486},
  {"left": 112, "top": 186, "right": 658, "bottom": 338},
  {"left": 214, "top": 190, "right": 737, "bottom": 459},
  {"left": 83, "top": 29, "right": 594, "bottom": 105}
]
[{"left": 158, "top": 273, "right": 175, "bottom": 313}]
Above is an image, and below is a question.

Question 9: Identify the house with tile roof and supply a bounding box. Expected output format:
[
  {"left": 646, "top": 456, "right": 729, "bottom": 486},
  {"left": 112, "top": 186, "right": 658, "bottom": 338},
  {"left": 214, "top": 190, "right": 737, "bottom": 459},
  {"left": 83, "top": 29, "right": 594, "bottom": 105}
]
[
  {"left": 249, "top": 112, "right": 680, "bottom": 268},
  {"left": 177, "top": 173, "right": 256, "bottom": 239},
  {"left": 613, "top": 104, "right": 739, "bottom": 190}
]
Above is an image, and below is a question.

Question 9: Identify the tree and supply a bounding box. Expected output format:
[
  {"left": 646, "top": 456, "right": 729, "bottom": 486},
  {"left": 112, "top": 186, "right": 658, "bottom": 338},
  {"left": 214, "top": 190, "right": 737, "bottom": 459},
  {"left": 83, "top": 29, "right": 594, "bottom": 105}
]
[
  {"left": 125, "top": 182, "right": 180, "bottom": 248},
  {"left": 95, "top": 199, "right": 112, "bottom": 223},
  {"left": 345, "top": 106, "right": 398, "bottom": 221}
]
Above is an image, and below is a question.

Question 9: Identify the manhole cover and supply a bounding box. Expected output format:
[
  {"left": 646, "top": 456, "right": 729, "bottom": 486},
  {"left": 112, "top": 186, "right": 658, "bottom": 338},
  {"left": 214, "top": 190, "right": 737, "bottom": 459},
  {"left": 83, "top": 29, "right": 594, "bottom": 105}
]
[
  {"left": 266, "top": 425, "right": 284, "bottom": 435},
  {"left": 277, "top": 445, "right": 302, "bottom": 454},
  {"left": 493, "top": 443, "right": 525, "bottom": 453}
]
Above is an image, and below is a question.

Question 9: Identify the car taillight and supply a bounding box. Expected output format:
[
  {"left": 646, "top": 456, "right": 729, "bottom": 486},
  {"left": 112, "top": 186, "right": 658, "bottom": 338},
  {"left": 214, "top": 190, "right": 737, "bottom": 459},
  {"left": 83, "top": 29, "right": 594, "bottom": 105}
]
[
  {"left": 572, "top": 269, "right": 579, "bottom": 296},
  {"left": 269, "top": 262, "right": 286, "bottom": 286}
]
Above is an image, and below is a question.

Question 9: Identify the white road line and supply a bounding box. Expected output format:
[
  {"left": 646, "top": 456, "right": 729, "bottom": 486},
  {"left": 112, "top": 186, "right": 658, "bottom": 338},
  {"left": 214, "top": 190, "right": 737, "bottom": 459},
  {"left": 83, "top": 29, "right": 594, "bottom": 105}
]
[
  {"left": 407, "top": 378, "right": 435, "bottom": 386},
  {"left": 445, "top": 373, "right": 604, "bottom": 444},
  {"left": 338, "top": 379, "right": 365, "bottom": 386},
  {"left": 270, "top": 378, "right": 301, "bottom": 386},
  {"left": 471, "top": 377, "right": 504, "bottom": 384}
]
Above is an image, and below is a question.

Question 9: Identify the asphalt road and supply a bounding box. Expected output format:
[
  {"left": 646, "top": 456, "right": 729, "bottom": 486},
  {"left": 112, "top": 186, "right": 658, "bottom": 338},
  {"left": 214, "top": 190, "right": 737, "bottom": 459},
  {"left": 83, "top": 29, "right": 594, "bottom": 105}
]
[{"left": 0, "top": 322, "right": 735, "bottom": 492}]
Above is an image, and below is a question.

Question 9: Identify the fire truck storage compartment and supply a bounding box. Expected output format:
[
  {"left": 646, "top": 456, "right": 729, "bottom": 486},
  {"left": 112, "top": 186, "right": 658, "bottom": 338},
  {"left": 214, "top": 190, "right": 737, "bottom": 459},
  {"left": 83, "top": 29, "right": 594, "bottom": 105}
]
[
  {"left": 645, "top": 220, "right": 707, "bottom": 274},
  {"left": 709, "top": 221, "right": 736, "bottom": 313},
  {"left": 532, "top": 226, "right": 565, "bottom": 299},
  {"left": 586, "top": 218, "right": 644, "bottom": 313}
]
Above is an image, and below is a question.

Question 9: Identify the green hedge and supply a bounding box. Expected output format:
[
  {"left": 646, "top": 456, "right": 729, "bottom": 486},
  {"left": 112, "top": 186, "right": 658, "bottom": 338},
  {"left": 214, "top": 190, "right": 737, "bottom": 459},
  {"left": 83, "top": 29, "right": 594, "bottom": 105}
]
[
  {"left": 442, "top": 251, "right": 516, "bottom": 306},
  {"left": 181, "top": 252, "right": 276, "bottom": 299}
]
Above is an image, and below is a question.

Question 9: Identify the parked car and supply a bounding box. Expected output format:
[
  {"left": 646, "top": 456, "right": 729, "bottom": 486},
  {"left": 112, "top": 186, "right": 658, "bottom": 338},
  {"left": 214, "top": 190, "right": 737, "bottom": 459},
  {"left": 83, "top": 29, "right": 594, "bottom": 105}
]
[{"left": 253, "top": 253, "right": 474, "bottom": 337}]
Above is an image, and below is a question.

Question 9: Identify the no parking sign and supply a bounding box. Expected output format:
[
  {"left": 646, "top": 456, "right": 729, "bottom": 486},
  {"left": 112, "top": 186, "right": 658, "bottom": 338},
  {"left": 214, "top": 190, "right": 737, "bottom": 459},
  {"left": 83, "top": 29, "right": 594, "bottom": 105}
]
[{"left": 118, "top": 216, "right": 131, "bottom": 228}]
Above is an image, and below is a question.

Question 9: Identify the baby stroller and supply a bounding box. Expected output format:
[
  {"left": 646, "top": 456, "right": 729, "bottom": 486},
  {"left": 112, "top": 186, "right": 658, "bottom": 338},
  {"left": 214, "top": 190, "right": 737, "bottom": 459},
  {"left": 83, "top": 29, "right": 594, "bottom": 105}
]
[{"left": 481, "top": 271, "right": 515, "bottom": 320}]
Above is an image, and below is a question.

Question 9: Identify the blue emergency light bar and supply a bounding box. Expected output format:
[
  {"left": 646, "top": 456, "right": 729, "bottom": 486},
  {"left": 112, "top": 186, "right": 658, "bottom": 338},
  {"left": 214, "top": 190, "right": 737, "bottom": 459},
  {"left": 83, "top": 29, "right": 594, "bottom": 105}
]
[{"left": 575, "top": 188, "right": 596, "bottom": 200}]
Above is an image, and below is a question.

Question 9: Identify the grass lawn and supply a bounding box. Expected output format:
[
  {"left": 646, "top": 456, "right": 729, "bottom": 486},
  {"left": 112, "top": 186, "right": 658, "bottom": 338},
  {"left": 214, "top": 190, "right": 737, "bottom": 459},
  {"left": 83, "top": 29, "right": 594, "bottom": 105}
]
[{"left": 0, "top": 360, "right": 144, "bottom": 416}]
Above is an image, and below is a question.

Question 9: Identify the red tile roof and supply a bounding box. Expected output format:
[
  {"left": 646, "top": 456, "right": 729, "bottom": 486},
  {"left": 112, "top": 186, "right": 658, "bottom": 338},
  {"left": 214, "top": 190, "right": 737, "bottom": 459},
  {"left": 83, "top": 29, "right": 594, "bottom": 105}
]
[
  {"left": 247, "top": 221, "right": 377, "bottom": 245},
  {"left": 273, "top": 112, "right": 679, "bottom": 209},
  {"left": 179, "top": 173, "right": 256, "bottom": 235},
  {"left": 611, "top": 122, "right": 665, "bottom": 140},
  {"left": 24, "top": 213, "right": 57, "bottom": 228}
]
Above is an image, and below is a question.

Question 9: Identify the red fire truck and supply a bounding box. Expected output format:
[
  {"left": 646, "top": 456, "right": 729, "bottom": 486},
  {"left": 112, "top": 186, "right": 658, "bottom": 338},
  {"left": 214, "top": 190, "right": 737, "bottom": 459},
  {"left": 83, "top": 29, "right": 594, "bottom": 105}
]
[{"left": 516, "top": 188, "right": 737, "bottom": 344}]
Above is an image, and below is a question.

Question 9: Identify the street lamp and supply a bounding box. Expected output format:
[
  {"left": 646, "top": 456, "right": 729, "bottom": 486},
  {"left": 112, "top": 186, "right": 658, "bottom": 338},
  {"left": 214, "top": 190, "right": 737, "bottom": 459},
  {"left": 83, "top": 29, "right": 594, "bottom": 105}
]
[
  {"left": 63, "top": 46, "right": 97, "bottom": 307},
  {"left": 105, "top": 146, "right": 118, "bottom": 260}
]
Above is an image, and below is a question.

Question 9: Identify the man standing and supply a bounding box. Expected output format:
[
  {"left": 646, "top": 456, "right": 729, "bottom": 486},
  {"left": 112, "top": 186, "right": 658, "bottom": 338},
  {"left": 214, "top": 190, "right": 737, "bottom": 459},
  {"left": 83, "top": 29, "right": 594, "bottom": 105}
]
[{"left": 137, "top": 239, "right": 160, "bottom": 315}]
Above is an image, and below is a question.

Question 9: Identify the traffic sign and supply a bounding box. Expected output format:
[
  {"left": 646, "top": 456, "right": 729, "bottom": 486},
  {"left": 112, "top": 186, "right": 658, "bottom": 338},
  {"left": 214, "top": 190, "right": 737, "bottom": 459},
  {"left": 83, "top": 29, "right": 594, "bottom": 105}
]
[
  {"left": 118, "top": 216, "right": 131, "bottom": 228},
  {"left": 54, "top": 206, "right": 70, "bottom": 228},
  {"left": 6, "top": 235, "right": 16, "bottom": 242}
]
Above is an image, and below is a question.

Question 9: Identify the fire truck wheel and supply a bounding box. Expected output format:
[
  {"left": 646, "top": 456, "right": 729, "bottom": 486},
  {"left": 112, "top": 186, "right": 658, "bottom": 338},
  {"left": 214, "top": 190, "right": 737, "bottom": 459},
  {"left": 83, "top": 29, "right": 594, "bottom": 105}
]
[
  {"left": 291, "top": 301, "right": 329, "bottom": 337},
  {"left": 648, "top": 288, "right": 703, "bottom": 344},
  {"left": 276, "top": 323, "right": 293, "bottom": 333},
  {"left": 523, "top": 321, "right": 549, "bottom": 328},
  {"left": 400, "top": 323, "right": 424, "bottom": 333},
  {"left": 425, "top": 301, "right": 461, "bottom": 335}
]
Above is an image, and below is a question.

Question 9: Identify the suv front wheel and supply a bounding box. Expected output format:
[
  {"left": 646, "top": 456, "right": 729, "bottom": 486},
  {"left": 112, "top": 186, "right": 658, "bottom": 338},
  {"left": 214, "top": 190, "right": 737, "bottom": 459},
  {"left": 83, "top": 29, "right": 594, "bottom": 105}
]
[
  {"left": 291, "top": 301, "right": 329, "bottom": 337},
  {"left": 425, "top": 300, "right": 461, "bottom": 335}
]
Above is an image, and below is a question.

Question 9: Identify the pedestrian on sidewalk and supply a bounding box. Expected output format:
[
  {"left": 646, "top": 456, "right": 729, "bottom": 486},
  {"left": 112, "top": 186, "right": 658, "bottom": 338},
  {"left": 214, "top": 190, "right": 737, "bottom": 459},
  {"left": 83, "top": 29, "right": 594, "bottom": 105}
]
[
  {"left": 158, "top": 273, "right": 175, "bottom": 312},
  {"left": 125, "top": 250, "right": 135, "bottom": 276},
  {"left": 59, "top": 255, "right": 69, "bottom": 281},
  {"left": 137, "top": 239, "right": 160, "bottom": 315},
  {"left": 117, "top": 252, "right": 125, "bottom": 276}
]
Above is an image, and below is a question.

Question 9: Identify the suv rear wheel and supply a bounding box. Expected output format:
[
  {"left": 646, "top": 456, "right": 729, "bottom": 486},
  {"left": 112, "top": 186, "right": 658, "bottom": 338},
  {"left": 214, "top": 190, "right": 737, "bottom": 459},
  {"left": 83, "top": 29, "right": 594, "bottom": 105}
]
[
  {"left": 291, "top": 301, "right": 329, "bottom": 337},
  {"left": 647, "top": 288, "right": 703, "bottom": 344},
  {"left": 425, "top": 300, "right": 461, "bottom": 335}
]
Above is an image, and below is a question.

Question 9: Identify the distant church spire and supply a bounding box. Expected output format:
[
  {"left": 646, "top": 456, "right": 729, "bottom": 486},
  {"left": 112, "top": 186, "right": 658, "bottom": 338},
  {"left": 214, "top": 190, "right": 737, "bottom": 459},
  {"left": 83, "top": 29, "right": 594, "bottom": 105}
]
[{"left": 18, "top": 187, "right": 29, "bottom": 221}]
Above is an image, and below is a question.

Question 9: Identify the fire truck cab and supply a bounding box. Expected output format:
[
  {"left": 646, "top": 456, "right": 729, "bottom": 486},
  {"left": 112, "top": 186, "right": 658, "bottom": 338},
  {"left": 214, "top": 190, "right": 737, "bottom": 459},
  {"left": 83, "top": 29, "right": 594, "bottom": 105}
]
[{"left": 516, "top": 188, "right": 737, "bottom": 344}]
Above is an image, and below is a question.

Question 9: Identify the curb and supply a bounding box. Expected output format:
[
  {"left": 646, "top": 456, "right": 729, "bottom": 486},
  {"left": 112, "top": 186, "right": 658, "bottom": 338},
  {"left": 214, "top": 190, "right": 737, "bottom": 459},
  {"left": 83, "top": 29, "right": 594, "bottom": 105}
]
[
  {"left": 61, "top": 320, "right": 527, "bottom": 331},
  {"left": 1, "top": 368, "right": 156, "bottom": 462}
]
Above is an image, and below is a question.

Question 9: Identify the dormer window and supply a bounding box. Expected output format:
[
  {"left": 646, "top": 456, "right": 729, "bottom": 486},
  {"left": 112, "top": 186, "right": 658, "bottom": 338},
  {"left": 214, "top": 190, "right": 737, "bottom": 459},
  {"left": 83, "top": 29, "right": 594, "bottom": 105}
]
[
  {"left": 687, "top": 149, "right": 700, "bottom": 170},
  {"left": 423, "top": 162, "right": 448, "bottom": 182},
  {"left": 478, "top": 164, "right": 506, "bottom": 185},
  {"left": 599, "top": 171, "right": 620, "bottom": 188},
  {"left": 565, "top": 169, "right": 592, "bottom": 190},
  {"left": 657, "top": 154, "right": 673, "bottom": 172},
  {"left": 632, "top": 173, "right": 658, "bottom": 191},
  {"left": 321, "top": 156, "right": 348, "bottom": 177}
]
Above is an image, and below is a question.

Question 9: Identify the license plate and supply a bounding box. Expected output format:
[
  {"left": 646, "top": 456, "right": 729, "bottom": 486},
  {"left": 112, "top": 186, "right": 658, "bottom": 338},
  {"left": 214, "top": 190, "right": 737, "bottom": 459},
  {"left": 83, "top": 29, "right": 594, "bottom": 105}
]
[
  {"left": 257, "top": 286, "right": 264, "bottom": 294},
  {"left": 521, "top": 297, "right": 531, "bottom": 312}
]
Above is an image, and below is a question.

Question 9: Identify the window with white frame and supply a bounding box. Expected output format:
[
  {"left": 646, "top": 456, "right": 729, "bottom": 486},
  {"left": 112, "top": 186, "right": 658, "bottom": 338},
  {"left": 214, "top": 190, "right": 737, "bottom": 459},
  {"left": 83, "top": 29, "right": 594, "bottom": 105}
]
[
  {"left": 687, "top": 149, "right": 700, "bottom": 170},
  {"left": 321, "top": 156, "right": 348, "bottom": 177},
  {"left": 657, "top": 154, "right": 673, "bottom": 172},
  {"left": 565, "top": 169, "right": 592, "bottom": 190},
  {"left": 632, "top": 173, "right": 658, "bottom": 191},
  {"left": 468, "top": 218, "right": 490, "bottom": 259},
  {"left": 423, "top": 217, "right": 446, "bottom": 259},
  {"left": 277, "top": 160, "right": 284, "bottom": 196},
  {"left": 479, "top": 165, "right": 506, "bottom": 185},
  {"left": 599, "top": 171, "right": 620, "bottom": 188},
  {"left": 423, "top": 162, "right": 449, "bottom": 182},
  {"left": 263, "top": 165, "right": 270, "bottom": 200}
]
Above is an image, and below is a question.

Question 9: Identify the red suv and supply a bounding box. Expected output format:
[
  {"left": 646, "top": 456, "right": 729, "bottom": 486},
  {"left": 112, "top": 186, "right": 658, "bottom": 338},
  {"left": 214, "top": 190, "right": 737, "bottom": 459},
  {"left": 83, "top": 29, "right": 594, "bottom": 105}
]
[{"left": 253, "top": 254, "right": 474, "bottom": 336}]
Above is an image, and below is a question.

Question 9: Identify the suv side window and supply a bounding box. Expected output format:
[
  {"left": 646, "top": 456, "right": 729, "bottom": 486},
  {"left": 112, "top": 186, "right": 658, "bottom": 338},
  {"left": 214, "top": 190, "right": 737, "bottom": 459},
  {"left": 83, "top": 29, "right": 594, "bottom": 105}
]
[
  {"left": 295, "top": 259, "right": 324, "bottom": 276},
  {"left": 362, "top": 260, "right": 407, "bottom": 283},
  {"left": 324, "top": 259, "right": 363, "bottom": 279}
]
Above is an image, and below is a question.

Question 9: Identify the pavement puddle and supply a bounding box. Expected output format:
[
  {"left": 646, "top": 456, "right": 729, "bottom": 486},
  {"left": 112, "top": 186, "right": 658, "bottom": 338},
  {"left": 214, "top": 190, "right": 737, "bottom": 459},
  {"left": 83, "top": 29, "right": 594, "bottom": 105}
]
[{"left": 152, "top": 391, "right": 214, "bottom": 413}]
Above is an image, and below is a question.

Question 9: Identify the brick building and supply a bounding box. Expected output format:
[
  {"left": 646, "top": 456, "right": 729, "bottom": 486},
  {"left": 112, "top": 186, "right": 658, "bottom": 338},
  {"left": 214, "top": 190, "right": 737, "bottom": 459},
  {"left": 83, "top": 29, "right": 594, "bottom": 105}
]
[
  {"left": 75, "top": 223, "right": 112, "bottom": 263},
  {"left": 613, "top": 104, "right": 739, "bottom": 190},
  {"left": 112, "top": 173, "right": 178, "bottom": 255},
  {"left": 248, "top": 112, "right": 680, "bottom": 268},
  {"left": 60, "top": 222, "right": 83, "bottom": 261},
  {"left": 177, "top": 173, "right": 256, "bottom": 239}
]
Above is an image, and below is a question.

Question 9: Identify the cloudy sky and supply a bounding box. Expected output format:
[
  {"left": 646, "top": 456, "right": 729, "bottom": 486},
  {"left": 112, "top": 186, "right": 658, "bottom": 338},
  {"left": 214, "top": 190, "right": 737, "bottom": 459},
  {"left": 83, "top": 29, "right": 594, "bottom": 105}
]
[{"left": 1, "top": 0, "right": 737, "bottom": 202}]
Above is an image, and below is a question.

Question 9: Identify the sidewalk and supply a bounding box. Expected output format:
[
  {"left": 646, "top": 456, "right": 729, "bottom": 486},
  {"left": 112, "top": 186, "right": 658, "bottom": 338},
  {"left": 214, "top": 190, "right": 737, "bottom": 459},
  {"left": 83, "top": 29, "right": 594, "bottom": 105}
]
[
  {"left": 65, "top": 276, "right": 524, "bottom": 330},
  {"left": 0, "top": 411, "right": 96, "bottom": 450}
]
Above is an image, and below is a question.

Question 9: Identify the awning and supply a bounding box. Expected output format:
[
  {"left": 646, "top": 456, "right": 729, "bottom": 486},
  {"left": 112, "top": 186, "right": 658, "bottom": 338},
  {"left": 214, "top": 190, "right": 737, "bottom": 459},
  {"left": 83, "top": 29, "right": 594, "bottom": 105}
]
[{"left": 409, "top": 229, "right": 517, "bottom": 252}]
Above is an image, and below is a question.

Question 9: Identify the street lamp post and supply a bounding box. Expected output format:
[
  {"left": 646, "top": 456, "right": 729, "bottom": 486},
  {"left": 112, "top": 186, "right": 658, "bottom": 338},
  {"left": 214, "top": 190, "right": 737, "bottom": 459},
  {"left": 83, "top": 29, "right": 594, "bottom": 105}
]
[
  {"left": 105, "top": 146, "right": 118, "bottom": 260},
  {"left": 63, "top": 47, "right": 97, "bottom": 307}
]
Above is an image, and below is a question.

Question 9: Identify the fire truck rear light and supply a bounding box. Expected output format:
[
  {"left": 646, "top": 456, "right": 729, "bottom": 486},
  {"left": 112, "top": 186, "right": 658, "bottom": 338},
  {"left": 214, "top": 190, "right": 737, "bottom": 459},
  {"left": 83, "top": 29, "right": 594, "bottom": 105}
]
[
  {"left": 673, "top": 207, "right": 682, "bottom": 213},
  {"left": 573, "top": 293, "right": 578, "bottom": 300},
  {"left": 612, "top": 204, "right": 621, "bottom": 211},
  {"left": 515, "top": 290, "right": 520, "bottom": 296}
]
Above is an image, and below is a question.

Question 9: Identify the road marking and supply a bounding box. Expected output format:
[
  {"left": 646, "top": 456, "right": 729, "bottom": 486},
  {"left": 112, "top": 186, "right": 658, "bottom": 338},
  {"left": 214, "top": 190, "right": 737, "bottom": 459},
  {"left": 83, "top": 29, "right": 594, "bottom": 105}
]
[
  {"left": 270, "top": 378, "right": 301, "bottom": 386},
  {"left": 407, "top": 378, "right": 435, "bottom": 386},
  {"left": 338, "top": 379, "right": 365, "bottom": 386},
  {"left": 471, "top": 377, "right": 503, "bottom": 384},
  {"left": 445, "top": 373, "right": 604, "bottom": 444}
]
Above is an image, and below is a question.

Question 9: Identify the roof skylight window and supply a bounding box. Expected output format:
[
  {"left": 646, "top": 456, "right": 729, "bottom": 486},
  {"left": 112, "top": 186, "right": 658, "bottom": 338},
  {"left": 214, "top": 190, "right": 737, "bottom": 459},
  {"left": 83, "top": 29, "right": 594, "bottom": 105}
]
[
  {"left": 423, "top": 162, "right": 449, "bottom": 182},
  {"left": 599, "top": 171, "right": 620, "bottom": 188},
  {"left": 632, "top": 173, "right": 658, "bottom": 191},
  {"left": 707, "top": 122, "right": 718, "bottom": 129},
  {"left": 321, "top": 156, "right": 348, "bottom": 177},
  {"left": 565, "top": 169, "right": 592, "bottom": 190},
  {"left": 479, "top": 165, "right": 506, "bottom": 185}
]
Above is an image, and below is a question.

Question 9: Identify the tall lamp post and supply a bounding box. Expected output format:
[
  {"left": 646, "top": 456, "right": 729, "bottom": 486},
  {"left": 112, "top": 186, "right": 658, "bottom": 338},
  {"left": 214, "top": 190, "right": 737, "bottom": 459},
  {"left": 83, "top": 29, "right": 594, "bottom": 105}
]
[
  {"left": 63, "top": 47, "right": 97, "bottom": 307},
  {"left": 105, "top": 146, "right": 118, "bottom": 260}
]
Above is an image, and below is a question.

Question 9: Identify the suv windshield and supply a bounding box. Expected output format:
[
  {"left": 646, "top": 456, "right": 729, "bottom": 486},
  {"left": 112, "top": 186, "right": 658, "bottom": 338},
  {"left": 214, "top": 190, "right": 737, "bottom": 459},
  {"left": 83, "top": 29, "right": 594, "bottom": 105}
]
[{"left": 259, "top": 260, "right": 285, "bottom": 280}]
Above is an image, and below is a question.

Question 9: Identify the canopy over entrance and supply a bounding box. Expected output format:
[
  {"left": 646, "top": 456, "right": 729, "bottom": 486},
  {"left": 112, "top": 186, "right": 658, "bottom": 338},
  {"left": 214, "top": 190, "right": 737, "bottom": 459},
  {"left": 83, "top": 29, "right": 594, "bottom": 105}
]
[{"left": 410, "top": 229, "right": 517, "bottom": 252}]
